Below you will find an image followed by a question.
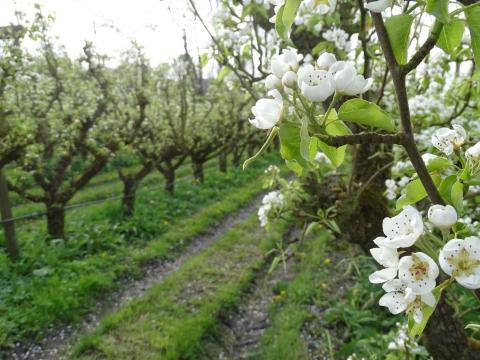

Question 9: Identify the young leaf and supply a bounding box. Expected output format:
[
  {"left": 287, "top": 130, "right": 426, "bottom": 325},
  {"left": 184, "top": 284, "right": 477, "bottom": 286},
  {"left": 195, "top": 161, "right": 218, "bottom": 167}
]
[
  {"left": 385, "top": 14, "right": 414, "bottom": 65},
  {"left": 279, "top": 122, "right": 309, "bottom": 170},
  {"left": 317, "top": 109, "right": 351, "bottom": 168},
  {"left": 437, "top": 20, "right": 465, "bottom": 55},
  {"left": 396, "top": 178, "right": 427, "bottom": 210},
  {"left": 338, "top": 99, "right": 396, "bottom": 132},
  {"left": 451, "top": 181, "right": 464, "bottom": 212},
  {"left": 465, "top": 4, "right": 480, "bottom": 68},
  {"left": 275, "top": 0, "right": 301, "bottom": 42},
  {"left": 426, "top": 0, "right": 449, "bottom": 23}
]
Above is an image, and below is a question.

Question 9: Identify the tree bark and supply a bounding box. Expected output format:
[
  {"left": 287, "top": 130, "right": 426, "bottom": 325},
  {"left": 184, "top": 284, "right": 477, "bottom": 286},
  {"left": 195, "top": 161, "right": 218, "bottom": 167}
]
[
  {"left": 219, "top": 151, "right": 227, "bottom": 173},
  {"left": 232, "top": 150, "right": 242, "bottom": 167},
  {"left": 0, "top": 169, "right": 19, "bottom": 260},
  {"left": 423, "top": 295, "right": 480, "bottom": 360},
  {"left": 192, "top": 160, "right": 204, "bottom": 183},
  {"left": 46, "top": 205, "right": 66, "bottom": 239},
  {"left": 121, "top": 179, "right": 137, "bottom": 218},
  {"left": 163, "top": 165, "right": 176, "bottom": 195}
]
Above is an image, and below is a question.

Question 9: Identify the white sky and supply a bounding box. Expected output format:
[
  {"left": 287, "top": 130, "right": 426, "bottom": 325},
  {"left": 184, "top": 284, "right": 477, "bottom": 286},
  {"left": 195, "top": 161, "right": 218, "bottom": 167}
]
[{"left": 0, "top": 0, "right": 215, "bottom": 65}]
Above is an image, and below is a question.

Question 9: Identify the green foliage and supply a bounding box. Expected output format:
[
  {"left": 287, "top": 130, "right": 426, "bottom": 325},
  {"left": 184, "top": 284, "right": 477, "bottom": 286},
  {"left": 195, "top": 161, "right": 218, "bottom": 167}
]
[
  {"left": 426, "top": 0, "right": 449, "bottom": 23},
  {"left": 275, "top": 0, "right": 302, "bottom": 43},
  {"left": 437, "top": 20, "right": 465, "bottom": 55},
  {"left": 338, "top": 99, "right": 396, "bottom": 132},
  {"left": 465, "top": 4, "right": 480, "bottom": 68},
  {"left": 385, "top": 14, "right": 414, "bottom": 65}
]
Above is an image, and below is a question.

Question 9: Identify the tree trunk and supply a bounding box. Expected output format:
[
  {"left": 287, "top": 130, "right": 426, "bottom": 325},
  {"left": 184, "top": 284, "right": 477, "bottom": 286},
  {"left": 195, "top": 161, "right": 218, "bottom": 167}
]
[
  {"left": 232, "top": 150, "right": 242, "bottom": 167},
  {"left": 46, "top": 205, "right": 66, "bottom": 239},
  {"left": 122, "top": 179, "right": 137, "bottom": 218},
  {"left": 335, "top": 143, "right": 391, "bottom": 252},
  {"left": 163, "top": 165, "right": 176, "bottom": 195},
  {"left": 219, "top": 151, "right": 227, "bottom": 173},
  {"left": 423, "top": 295, "right": 480, "bottom": 360},
  {"left": 192, "top": 160, "right": 204, "bottom": 183},
  {"left": 0, "top": 169, "right": 19, "bottom": 260}
]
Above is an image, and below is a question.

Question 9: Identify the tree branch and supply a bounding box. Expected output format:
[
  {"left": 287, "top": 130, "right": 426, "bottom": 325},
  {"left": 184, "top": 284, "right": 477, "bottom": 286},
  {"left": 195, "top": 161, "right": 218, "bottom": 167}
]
[{"left": 318, "top": 132, "right": 406, "bottom": 147}]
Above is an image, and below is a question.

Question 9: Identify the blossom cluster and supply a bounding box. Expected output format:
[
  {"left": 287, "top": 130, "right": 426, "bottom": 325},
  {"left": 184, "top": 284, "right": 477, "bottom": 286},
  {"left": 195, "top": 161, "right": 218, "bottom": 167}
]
[
  {"left": 258, "top": 190, "right": 285, "bottom": 227},
  {"left": 250, "top": 50, "right": 372, "bottom": 129},
  {"left": 370, "top": 204, "right": 480, "bottom": 323}
]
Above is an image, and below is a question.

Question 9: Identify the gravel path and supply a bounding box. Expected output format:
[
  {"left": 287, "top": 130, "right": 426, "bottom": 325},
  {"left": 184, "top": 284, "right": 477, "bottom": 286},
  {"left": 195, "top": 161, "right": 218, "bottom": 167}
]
[
  {"left": 9, "top": 196, "right": 264, "bottom": 360},
  {"left": 203, "top": 228, "right": 300, "bottom": 359}
]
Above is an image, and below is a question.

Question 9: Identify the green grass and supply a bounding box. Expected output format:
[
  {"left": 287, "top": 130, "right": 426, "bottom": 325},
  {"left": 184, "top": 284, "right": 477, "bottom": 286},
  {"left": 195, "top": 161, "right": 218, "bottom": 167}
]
[
  {"left": 255, "top": 234, "right": 406, "bottom": 360},
  {"left": 0, "top": 153, "right": 283, "bottom": 352},
  {"left": 72, "top": 215, "right": 289, "bottom": 360}
]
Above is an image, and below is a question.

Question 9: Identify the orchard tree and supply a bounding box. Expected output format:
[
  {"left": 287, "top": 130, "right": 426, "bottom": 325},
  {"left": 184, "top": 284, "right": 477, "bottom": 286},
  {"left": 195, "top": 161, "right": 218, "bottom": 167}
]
[
  {"left": 209, "top": 0, "right": 480, "bottom": 358},
  {"left": 7, "top": 15, "right": 116, "bottom": 239}
]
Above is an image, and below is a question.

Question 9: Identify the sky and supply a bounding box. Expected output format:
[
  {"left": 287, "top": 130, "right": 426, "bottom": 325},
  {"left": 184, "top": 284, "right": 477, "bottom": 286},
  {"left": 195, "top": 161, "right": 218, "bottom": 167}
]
[{"left": 0, "top": 0, "right": 215, "bottom": 65}]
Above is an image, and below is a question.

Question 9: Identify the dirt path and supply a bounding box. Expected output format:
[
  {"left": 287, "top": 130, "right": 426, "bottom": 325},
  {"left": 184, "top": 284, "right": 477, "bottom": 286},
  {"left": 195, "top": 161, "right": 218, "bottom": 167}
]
[
  {"left": 10, "top": 196, "right": 264, "bottom": 360},
  {"left": 202, "top": 229, "right": 301, "bottom": 359}
]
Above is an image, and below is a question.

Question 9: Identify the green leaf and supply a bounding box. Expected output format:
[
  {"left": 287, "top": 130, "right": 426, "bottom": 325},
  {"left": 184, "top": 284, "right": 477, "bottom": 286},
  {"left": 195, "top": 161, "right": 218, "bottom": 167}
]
[
  {"left": 465, "top": 4, "right": 480, "bottom": 68},
  {"left": 200, "top": 53, "right": 209, "bottom": 67},
  {"left": 275, "top": 0, "right": 301, "bottom": 42},
  {"left": 426, "top": 0, "right": 449, "bottom": 23},
  {"left": 300, "top": 117, "right": 311, "bottom": 161},
  {"left": 408, "top": 280, "right": 450, "bottom": 338},
  {"left": 396, "top": 178, "right": 426, "bottom": 210},
  {"left": 316, "top": 109, "right": 352, "bottom": 168},
  {"left": 438, "top": 174, "right": 457, "bottom": 203},
  {"left": 451, "top": 181, "right": 464, "bottom": 212},
  {"left": 426, "top": 157, "right": 451, "bottom": 172},
  {"left": 385, "top": 14, "right": 414, "bottom": 65},
  {"left": 437, "top": 20, "right": 465, "bottom": 55},
  {"left": 279, "top": 122, "right": 308, "bottom": 171},
  {"left": 218, "top": 66, "right": 231, "bottom": 81},
  {"left": 338, "top": 99, "right": 396, "bottom": 132}
]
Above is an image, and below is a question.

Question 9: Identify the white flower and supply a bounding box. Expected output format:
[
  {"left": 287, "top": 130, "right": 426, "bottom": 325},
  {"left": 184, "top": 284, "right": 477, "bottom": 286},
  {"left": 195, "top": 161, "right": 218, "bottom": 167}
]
[
  {"left": 314, "top": 151, "right": 331, "bottom": 164},
  {"left": 329, "top": 61, "right": 372, "bottom": 96},
  {"left": 398, "top": 252, "right": 439, "bottom": 294},
  {"left": 316, "top": 52, "right": 336, "bottom": 71},
  {"left": 428, "top": 204, "right": 457, "bottom": 230},
  {"left": 258, "top": 190, "right": 285, "bottom": 227},
  {"left": 365, "top": 0, "right": 393, "bottom": 12},
  {"left": 265, "top": 74, "right": 282, "bottom": 90},
  {"left": 466, "top": 142, "right": 480, "bottom": 171},
  {"left": 368, "top": 247, "right": 399, "bottom": 283},
  {"left": 271, "top": 49, "right": 299, "bottom": 78},
  {"left": 281, "top": 70, "right": 298, "bottom": 88},
  {"left": 316, "top": 0, "right": 337, "bottom": 14},
  {"left": 439, "top": 237, "right": 480, "bottom": 289},
  {"left": 297, "top": 65, "right": 335, "bottom": 102},
  {"left": 249, "top": 90, "right": 283, "bottom": 130},
  {"left": 432, "top": 125, "right": 466, "bottom": 155},
  {"left": 374, "top": 206, "right": 424, "bottom": 248},
  {"left": 379, "top": 280, "right": 435, "bottom": 323}
]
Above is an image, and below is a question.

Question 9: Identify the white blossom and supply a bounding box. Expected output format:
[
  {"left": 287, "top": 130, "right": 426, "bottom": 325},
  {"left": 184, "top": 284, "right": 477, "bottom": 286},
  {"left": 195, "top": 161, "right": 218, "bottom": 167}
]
[
  {"left": 432, "top": 125, "right": 466, "bottom": 155},
  {"left": 439, "top": 237, "right": 480, "bottom": 289},
  {"left": 398, "top": 252, "right": 439, "bottom": 294},
  {"left": 368, "top": 247, "right": 399, "bottom": 283},
  {"left": 329, "top": 61, "right": 372, "bottom": 96},
  {"left": 374, "top": 206, "right": 424, "bottom": 249},
  {"left": 265, "top": 74, "right": 282, "bottom": 90},
  {"left": 428, "top": 204, "right": 457, "bottom": 230},
  {"left": 281, "top": 70, "right": 298, "bottom": 88},
  {"left": 271, "top": 49, "right": 299, "bottom": 78},
  {"left": 258, "top": 190, "right": 285, "bottom": 227},
  {"left": 316, "top": 52, "right": 336, "bottom": 71},
  {"left": 297, "top": 64, "right": 335, "bottom": 102},
  {"left": 249, "top": 90, "right": 283, "bottom": 129}
]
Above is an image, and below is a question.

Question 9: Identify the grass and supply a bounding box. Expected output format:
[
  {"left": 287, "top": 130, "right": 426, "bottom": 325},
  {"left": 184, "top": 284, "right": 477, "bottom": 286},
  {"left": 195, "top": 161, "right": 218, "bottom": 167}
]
[
  {"left": 0, "top": 153, "right": 283, "bottom": 352},
  {"left": 72, "top": 215, "right": 289, "bottom": 360},
  {"left": 255, "top": 233, "right": 413, "bottom": 360}
]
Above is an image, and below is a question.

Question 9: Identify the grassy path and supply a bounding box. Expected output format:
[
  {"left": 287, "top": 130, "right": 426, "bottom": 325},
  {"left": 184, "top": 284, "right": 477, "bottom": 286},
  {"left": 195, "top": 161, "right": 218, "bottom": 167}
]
[{"left": 71, "top": 215, "right": 290, "bottom": 360}]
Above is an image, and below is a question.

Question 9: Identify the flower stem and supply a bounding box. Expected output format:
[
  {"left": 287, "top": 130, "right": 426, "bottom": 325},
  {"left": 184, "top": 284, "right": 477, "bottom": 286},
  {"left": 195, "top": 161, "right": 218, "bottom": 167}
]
[{"left": 322, "top": 92, "right": 340, "bottom": 126}]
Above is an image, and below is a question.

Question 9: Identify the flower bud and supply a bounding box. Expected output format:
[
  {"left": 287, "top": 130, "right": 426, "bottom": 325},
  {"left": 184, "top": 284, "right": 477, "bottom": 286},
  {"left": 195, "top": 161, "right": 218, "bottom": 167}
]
[
  {"left": 428, "top": 204, "right": 457, "bottom": 230},
  {"left": 316, "top": 52, "right": 336, "bottom": 71},
  {"left": 466, "top": 142, "right": 480, "bottom": 162},
  {"left": 265, "top": 74, "right": 282, "bottom": 90},
  {"left": 281, "top": 71, "right": 298, "bottom": 88}
]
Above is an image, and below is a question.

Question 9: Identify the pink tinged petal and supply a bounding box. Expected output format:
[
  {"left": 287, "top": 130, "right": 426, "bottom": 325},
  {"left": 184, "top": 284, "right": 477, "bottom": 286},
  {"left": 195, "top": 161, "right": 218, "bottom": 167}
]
[
  {"left": 368, "top": 268, "right": 397, "bottom": 284},
  {"left": 370, "top": 247, "right": 399, "bottom": 267},
  {"left": 421, "top": 292, "right": 436, "bottom": 307},
  {"left": 379, "top": 292, "right": 408, "bottom": 314}
]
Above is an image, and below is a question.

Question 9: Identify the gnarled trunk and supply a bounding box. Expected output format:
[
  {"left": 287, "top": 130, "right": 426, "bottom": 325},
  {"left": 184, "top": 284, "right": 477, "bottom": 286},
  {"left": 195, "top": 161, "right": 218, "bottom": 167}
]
[
  {"left": 423, "top": 295, "right": 480, "bottom": 360},
  {"left": 46, "top": 205, "right": 66, "bottom": 239},
  {"left": 219, "top": 152, "right": 227, "bottom": 173},
  {"left": 163, "top": 165, "right": 175, "bottom": 195},
  {"left": 192, "top": 160, "right": 204, "bottom": 183},
  {"left": 122, "top": 179, "right": 137, "bottom": 218}
]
